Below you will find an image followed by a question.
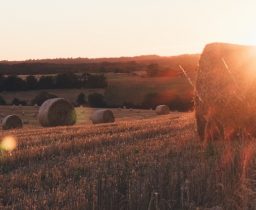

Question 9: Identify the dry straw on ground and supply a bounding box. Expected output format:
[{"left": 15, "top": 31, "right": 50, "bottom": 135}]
[
  {"left": 90, "top": 109, "right": 115, "bottom": 124},
  {"left": 195, "top": 42, "right": 256, "bottom": 140},
  {"left": 2, "top": 115, "right": 23, "bottom": 130},
  {"left": 38, "top": 98, "right": 76, "bottom": 127},
  {"left": 155, "top": 105, "right": 170, "bottom": 115}
]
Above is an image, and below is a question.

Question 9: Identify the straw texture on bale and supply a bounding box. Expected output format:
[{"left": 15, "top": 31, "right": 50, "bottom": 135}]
[
  {"left": 155, "top": 105, "right": 170, "bottom": 115},
  {"left": 38, "top": 98, "right": 76, "bottom": 127},
  {"left": 90, "top": 109, "right": 115, "bottom": 124},
  {"left": 195, "top": 42, "right": 256, "bottom": 140},
  {"left": 2, "top": 115, "right": 23, "bottom": 130}
]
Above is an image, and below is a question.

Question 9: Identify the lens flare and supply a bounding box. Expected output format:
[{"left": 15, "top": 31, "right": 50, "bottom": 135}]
[{"left": 0, "top": 136, "right": 17, "bottom": 151}]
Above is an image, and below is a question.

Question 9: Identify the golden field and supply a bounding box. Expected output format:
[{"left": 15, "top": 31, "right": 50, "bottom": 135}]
[{"left": 1, "top": 109, "right": 256, "bottom": 210}]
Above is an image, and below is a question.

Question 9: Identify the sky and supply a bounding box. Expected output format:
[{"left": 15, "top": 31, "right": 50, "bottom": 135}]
[{"left": 1, "top": 0, "right": 256, "bottom": 60}]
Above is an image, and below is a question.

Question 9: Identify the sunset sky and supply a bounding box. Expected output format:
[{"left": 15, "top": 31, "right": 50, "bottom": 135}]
[{"left": 1, "top": 0, "right": 255, "bottom": 60}]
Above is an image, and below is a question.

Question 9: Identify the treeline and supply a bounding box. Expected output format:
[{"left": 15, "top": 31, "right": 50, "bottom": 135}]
[
  {"left": 0, "top": 54, "right": 200, "bottom": 75},
  {"left": 0, "top": 92, "right": 107, "bottom": 107},
  {"left": 0, "top": 90, "right": 194, "bottom": 111},
  {"left": 0, "top": 92, "right": 194, "bottom": 112},
  {"left": 0, "top": 62, "right": 143, "bottom": 75},
  {"left": 0, "top": 73, "right": 107, "bottom": 92}
]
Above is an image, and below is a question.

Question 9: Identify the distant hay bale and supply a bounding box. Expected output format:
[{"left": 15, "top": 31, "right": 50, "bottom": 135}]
[
  {"left": 90, "top": 109, "right": 115, "bottom": 124},
  {"left": 2, "top": 115, "right": 23, "bottom": 130},
  {"left": 38, "top": 98, "right": 76, "bottom": 127},
  {"left": 195, "top": 42, "right": 256, "bottom": 140},
  {"left": 155, "top": 105, "right": 170, "bottom": 115}
]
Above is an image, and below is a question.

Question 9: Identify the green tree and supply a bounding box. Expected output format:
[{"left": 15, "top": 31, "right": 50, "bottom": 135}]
[
  {"left": 76, "top": 93, "right": 86, "bottom": 106},
  {"left": 31, "top": 91, "right": 57, "bottom": 106},
  {"left": 88, "top": 93, "right": 106, "bottom": 108},
  {"left": 38, "top": 76, "right": 54, "bottom": 89},
  {"left": 26, "top": 75, "right": 38, "bottom": 90},
  {"left": 0, "top": 95, "right": 6, "bottom": 105}
]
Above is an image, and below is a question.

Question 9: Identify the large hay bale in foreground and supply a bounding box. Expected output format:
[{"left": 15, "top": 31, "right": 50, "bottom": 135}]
[
  {"left": 155, "top": 105, "right": 170, "bottom": 115},
  {"left": 2, "top": 115, "right": 23, "bottom": 130},
  {"left": 38, "top": 98, "right": 76, "bottom": 127},
  {"left": 90, "top": 109, "right": 115, "bottom": 124},
  {"left": 195, "top": 43, "right": 256, "bottom": 140}
]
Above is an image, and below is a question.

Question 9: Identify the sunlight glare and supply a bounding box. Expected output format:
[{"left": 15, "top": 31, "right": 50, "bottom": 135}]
[{"left": 0, "top": 136, "right": 17, "bottom": 152}]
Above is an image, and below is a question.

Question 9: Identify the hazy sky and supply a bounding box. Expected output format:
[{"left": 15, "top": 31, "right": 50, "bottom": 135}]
[{"left": 1, "top": 0, "right": 256, "bottom": 60}]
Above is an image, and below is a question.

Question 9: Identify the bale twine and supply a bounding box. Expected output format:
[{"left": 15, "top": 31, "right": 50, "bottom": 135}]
[
  {"left": 38, "top": 98, "right": 76, "bottom": 127},
  {"left": 2, "top": 115, "right": 23, "bottom": 130},
  {"left": 155, "top": 105, "right": 170, "bottom": 115},
  {"left": 195, "top": 42, "right": 256, "bottom": 140},
  {"left": 90, "top": 109, "right": 115, "bottom": 124}
]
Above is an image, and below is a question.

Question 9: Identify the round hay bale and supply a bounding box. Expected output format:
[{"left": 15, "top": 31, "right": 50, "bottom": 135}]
[
  {"left": 38, "top": 98, "right": 76, "bottom": 127},
  {"left": 195, "top": 42, "right": 256, "bottom": 140},
  {"left": 2, "top": 115, "right": 23, "bottom": 130},
  {"left": 90, "top": 109, "right": 115, "bottom": 124},
  {"left": 155, "top": 105, "right": 170, "bottom": 115}
]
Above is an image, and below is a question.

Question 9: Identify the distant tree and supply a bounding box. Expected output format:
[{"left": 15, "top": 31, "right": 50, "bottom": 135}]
[
  {"left": 76, "top": 93, "right": 86, "bottom": 106},
  {"left": 0, "top": 95, "right": 6, "bottom": 105},
  {"left": 88, "top": 93, "right": 106, "bottom": 108},
  {"left": 122, "top": 101, "right": 136, "bottom": 109},
  {"left": 31, "top": 91, "right": 57, "bottom": 106},
  {"left": 141, "top": 92, "right": 193, "bottom": 111},
  {"left": 4, "top": 75, "right": 27, "bottom": 91},
  {"left": 80, "top": 73, "right": 90, "bottom": 88},
  {"left": 38, "top": 76, "right": 54, "bottom": 89},
  {"left": 55, "top": 73, "right": 80, "bottom": 89},
  {"left": 26, "top": 75, "right": 38, "bottom": 90},
  {"left": 86, "top": 74, "right": 108, "bottom": 88},
  {"left": 141, "top": 92, "right": 159, "bottom": 109},
  {"left": 0, "top": 74, "right": 5, "bottom": 91},
  {"left": 11, "top": 98, "right": 27, "bottom": 106}
]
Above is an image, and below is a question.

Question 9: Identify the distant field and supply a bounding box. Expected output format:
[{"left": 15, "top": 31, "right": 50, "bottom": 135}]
[
  {"left": 0, "top": 105, "right": 160, "bottom": 129},
  {"left": 105, "top": 73, "right": 193, "bottom": 105},
  {"left": 0, "top": 73, "right": 194, "bottom": 106}
]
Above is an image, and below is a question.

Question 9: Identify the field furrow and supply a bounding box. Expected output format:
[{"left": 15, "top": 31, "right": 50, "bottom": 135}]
[{"left": 1, "top": 112, "right": 255, "bottom": 210}]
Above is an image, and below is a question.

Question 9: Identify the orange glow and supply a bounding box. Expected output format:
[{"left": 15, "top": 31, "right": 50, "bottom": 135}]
[
  {"left": 0, "top": 136, "right": 17, "bottom": 152},
  {"left": 220, "top": 144, "right": 234, "bottom": 168}
]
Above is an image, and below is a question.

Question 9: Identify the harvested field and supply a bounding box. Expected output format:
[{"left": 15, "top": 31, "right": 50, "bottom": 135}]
[
  {"left": 0, "top": 106, "right": 159, "bottom": 129},
  {"left": 1, "top": 112, "right": 256, "bottom": 209}
]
